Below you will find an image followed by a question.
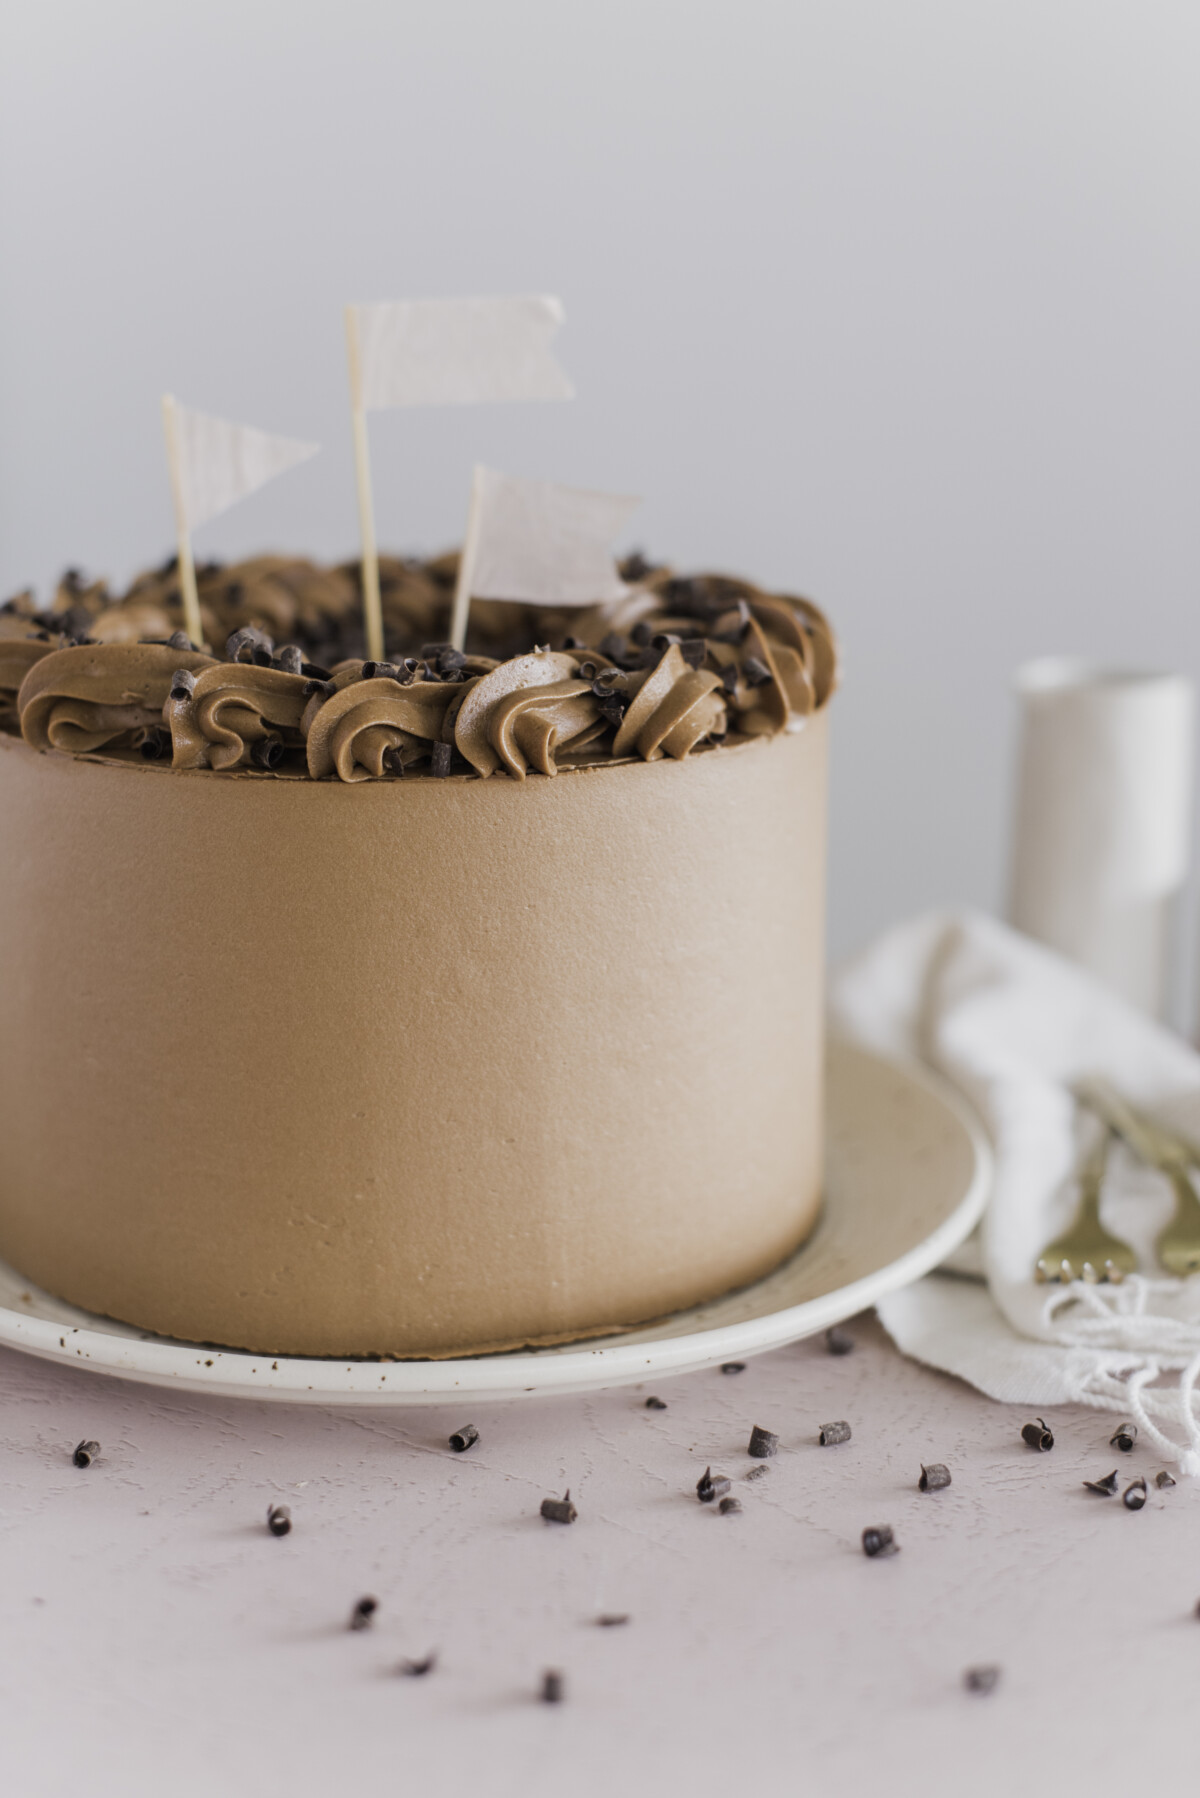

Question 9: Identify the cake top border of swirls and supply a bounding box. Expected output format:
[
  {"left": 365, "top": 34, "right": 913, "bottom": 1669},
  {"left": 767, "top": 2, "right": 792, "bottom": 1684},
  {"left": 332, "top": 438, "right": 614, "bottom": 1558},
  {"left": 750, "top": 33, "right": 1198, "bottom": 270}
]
[{"left": 1, "top": 553, "right": 838, "bottom": 784}]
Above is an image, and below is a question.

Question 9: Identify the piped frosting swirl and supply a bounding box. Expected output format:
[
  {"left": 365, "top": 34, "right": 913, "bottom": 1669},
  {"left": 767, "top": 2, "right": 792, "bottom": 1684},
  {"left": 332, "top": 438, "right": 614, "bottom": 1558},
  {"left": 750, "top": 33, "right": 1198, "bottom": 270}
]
[
  {"left": 19, "top": 643, "right": 216, "bottom": 755},
  {"left": 306, "top": 675, "right": 465, "bottom": 781},
  {"left": 454, "top": 650, "right": 602, "bottom": 778},
  {"left": 168, "top": 663, "right": 311, "bottom": 771}
]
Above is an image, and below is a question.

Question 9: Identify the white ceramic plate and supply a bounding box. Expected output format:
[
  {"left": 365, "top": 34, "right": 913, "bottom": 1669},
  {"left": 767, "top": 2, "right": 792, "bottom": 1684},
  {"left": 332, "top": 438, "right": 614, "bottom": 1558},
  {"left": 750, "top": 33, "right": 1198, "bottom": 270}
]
[{"left": 0, "top": 1041, "right": 989, "bottom": 1405}]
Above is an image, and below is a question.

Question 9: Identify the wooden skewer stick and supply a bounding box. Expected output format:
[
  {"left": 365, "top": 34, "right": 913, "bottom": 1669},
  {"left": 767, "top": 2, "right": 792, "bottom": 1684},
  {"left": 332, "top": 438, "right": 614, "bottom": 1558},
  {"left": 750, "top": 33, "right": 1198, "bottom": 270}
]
[
  {"left": 160, "top": 393, "right": 205, "bottom": 650},
  {"left": 344, "top": 308, "right": 384, "bottom": 664},
  {"left": 449, "top": 466, "right": 486, "bottom": 654}
]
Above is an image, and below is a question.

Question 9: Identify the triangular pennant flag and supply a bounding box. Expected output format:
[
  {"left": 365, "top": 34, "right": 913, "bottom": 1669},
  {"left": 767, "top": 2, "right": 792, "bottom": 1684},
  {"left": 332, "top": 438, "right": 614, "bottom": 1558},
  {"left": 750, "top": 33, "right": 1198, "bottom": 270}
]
[
  {"left": 170, "top": 401, "right": 319, "bottom": 532},
  {"left": 468, "top": 466, "right": 639, "bottom": 606},
  {"left": 349, "top": 296, "right": 573, "bottom": 411}
]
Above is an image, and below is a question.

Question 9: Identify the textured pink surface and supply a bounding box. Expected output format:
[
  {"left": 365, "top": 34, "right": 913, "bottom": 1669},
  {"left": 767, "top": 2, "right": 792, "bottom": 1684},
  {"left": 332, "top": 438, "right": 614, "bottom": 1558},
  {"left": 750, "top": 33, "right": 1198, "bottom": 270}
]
[{"left": 2, "top": 1316, "right": 1193, "bottom": 1797}]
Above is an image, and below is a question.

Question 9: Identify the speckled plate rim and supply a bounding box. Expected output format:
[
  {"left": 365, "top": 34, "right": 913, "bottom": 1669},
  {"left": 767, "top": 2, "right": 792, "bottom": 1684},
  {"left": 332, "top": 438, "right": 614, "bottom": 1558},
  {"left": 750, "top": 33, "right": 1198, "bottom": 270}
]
[{"left": 0, "top": 1042, "right": 991, "bottom": 1405}]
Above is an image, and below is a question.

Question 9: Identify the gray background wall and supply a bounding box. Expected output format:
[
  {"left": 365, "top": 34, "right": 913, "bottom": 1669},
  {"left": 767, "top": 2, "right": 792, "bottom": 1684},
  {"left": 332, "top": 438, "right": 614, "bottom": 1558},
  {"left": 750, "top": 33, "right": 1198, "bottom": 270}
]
[{"left": 4, "top": 1, "right": 1199, "bottom": 974}]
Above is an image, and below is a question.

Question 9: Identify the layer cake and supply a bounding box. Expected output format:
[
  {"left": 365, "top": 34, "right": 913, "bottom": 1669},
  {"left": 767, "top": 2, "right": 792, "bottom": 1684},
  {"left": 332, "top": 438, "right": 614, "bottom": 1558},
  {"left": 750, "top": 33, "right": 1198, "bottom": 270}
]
[{"left": 0, "top": 556, "right": 836, "bottom": 1356}]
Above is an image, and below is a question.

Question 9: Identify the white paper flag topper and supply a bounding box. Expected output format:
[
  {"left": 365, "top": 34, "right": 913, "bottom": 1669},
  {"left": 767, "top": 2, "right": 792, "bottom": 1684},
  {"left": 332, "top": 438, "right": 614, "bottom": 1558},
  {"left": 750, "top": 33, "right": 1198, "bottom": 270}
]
[
  {"left": 170, "top": 401, "right": 319, "bottom": 533},
  {"left": 468, "top": 466, "right": 639, "bottom": 606},
  {"left": 350, "top": 296, "right": 573, "bottom": 411}
]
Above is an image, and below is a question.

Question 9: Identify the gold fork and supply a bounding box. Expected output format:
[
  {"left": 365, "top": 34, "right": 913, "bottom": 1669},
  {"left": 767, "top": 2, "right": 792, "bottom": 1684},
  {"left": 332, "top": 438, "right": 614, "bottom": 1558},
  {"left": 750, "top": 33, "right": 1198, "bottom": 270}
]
[
  {"left": 1034, "top": 1125, "right": 1137, "bottom": 1283},
  {"left": 1075, "top": 1078, "right": 1200, "bottom": 1278}
]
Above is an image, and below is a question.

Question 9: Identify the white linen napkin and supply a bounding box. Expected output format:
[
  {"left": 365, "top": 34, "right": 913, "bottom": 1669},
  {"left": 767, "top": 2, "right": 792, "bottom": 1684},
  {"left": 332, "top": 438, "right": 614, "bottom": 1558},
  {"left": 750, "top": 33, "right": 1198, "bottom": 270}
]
[{"left": 830, "top": 910, "right": 1200, "bottom": 1472}]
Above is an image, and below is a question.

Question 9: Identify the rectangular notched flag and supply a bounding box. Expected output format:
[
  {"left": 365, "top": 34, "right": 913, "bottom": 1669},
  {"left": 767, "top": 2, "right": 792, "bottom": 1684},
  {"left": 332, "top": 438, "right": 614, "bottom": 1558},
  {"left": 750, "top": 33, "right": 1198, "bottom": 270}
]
[
  {"left": 465, "top": 465, "right": 639, "bottom": 607},
  {"left": 347, "top": 295, "right": 573, "bottom": 410}
]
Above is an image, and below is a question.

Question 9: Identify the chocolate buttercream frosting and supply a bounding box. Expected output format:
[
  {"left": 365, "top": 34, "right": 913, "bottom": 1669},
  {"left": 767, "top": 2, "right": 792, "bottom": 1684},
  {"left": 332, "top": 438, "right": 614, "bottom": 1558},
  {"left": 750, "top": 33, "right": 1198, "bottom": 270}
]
[
  {"left": 0, "top": 714, "right": 829, "bottom": 1356},
  {"left": 453, "top": 650, "right": 602, "bottom": 778},
  {"left": 169, "top": 662, "right": 310, "bottom": 771},
  {"left": 18, "top": 642, "right": 216, "bottom": 756},
  {"left": 306, "top": 674, "right": 464, "bottom": 779},
  {"left": 3, "top": 551, "right": 838, "bottom": 784}
]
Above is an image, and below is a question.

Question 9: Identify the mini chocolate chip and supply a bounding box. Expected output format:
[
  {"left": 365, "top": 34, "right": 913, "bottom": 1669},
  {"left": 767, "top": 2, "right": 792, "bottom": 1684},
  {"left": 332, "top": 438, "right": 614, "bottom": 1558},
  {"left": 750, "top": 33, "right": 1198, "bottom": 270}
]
[
  {"left": 679, "top": 639, "right": 707, "bottom": 669},
  {"left": 644, "top": 1396, "right": 667, "bottom": 1410},
  {"left": 919, "top": 1463, "right": 951, "bottom": 1492},
  {"left": 1110, "top": 1424, "right": 1137, "bottom": 1452},
  {"left": 862, "top": 1526, "right": 897, "bottom": 1558},
  {"left": 1122, "top": 1477, "right": 1148, "bottom": 1511},
  {"left": 718, "top": 1496, "right": 743, "bottom": 1515},
  {"left": 139, "top": 727, "right": 172, "bottom": 761},
  {"left": 748, "top": 1425, "right": 778, "bottom": 1459},
  {"left": 720, "top": 665, "right": 739, "bottom": 693},
  {"left": 540, "top": 1490, "right": 577, "bottom": 1524},
  {"left": 964, "top": 1666, "right": 1001, "bottom": 1695},
  {"left": 1021, "top": 1418, "right": 1054, "bottom": 1451},
  {"left": 819, "top": 1421, "right": 852, "bottom": 1446},
  {"left": 72, "top": 1440, "right": 100, "bottom": 1468},
  {"left": 1083, "top": 1470, "right": 1119, "bottom": 1496},
  {"left": 397, "top": 1653, "right": 436, "bottom": 1676},
  {"left": 824, "top": 1326, "right": 855, "bottom": 1356},
  {"left": 349, "top": 1596, "right": 378, "bottom": 1630},
  {"left": 60, "top": 606, "right": 93, "bottom": 638},
  {"left": 267, "top": 1503, "right": 292, "bottom": 1536},
  {"left": 742, "top": 655, "right": 772, "bottom": 687},
  {"left": 226, "top": 626, "right": 273, "bottom": 663},
  {"left": 696, "top": 1466, "right": 732, "bottom": 1503},
  {"left": 541, "top": 1670, "right": 564, "bottom": 1704},
  {"left": 430, "top": 742, "right": 452, "bottom": 778},
  {"left": 449, "top": 1424, "right": 479, "bottom": 1453}
]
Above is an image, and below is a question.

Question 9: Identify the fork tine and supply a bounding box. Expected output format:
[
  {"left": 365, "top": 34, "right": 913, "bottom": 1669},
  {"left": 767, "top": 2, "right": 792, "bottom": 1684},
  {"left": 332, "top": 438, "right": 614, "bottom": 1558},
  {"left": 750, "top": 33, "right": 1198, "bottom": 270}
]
[
  {"left": 1032, "top": 1124, "right": 1138, "bottom": 1284},
  {"left": 1076, "top": 1081, "right": 1200, "bottom": 1278}
]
